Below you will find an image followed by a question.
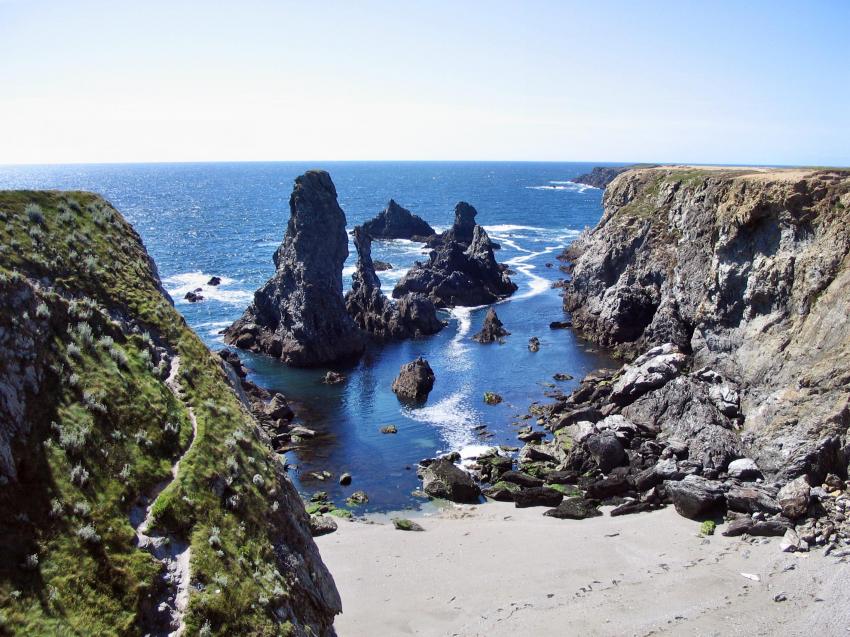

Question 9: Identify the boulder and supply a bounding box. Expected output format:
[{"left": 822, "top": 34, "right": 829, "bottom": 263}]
[
  {"left": 725, "top": 484, "right": 780, "bottom": 514},
  {"left": 777, "top": 476, "right": 810, "bottom": 519},
  {"left": 338, "top": 472, "right": 352, "bottom": 486},
  {"left": 373, "top": 260, "right": 393, "bottom": 271},
  {"left": 323, "top": 371, "right": 346, "bottom": 384},
  {"left": 610, "top": 344, "right": 687, "bottom": 406},
  {"left": 483, "top": 481, "right": 521, "bottom": 501},
  {"left": 513, "top": 487, "right": 564, "bottom": 508},
  {"left": 722, "top": 516, "right": 790, "bottom": 537},
  {"left": 610, "top": 501, "right": 659, "bottom": 516},
  {"left": 780, "top": 527, "right": 808, "bottom": 553},
  {"left": 585, "top": 430, "right": 626, "bottom": 473},
  {"left": 544, "top": 497, "right": 602, "bottom": 520},
  {"left": 225, "top": 170, "right": 366, "bottom": 366},
  {"left": 393, "top": 203, "right": 517, "bottom": 307},
  {"left": 391, "top": 357, "right": 435, "bottom": 403},
  {"left": 528, "top": 337, "right": 540, "bottom": 352},
  {"left": 309, "top": 515, "right": 338, "bottom": 537},
  {"left": 584, "top": 474, "right": 630, "bottom": 500},
  {"left": 392, "top": 518, "right": 425, "bottom": 532},
  {"left": 665, "top": 476, "right": 726, "bottom": 519},
  {"left": 362, "top": 199, "right": 435, "bottom": 240},
  {"left": 499, "top": 470, "right": 544, "bottom": 489},
  {"left": 473, "top": 307, "right": 510, "bottom": 344},
  {"left": 207, "top": 276, "right": 222, "bottom": 286},
  {"left": 184, "top": 290, "right": 204, "bottom": 303},
  {"left": 265, "top": 393, "right": 294, "bottom": 421},
  {"left": 727, "top": 458, "right": 762, "bottom": 480},
  {"left": 420, "top": 458, "right": 481, "bottom": 503},
  {"left": 549, "top": 321, "right": 572, "bottom": 330}
]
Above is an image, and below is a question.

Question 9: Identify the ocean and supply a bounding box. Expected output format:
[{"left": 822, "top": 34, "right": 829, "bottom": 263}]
[{"left": 0, "top": 161, "right": 615, "bottom": 511}]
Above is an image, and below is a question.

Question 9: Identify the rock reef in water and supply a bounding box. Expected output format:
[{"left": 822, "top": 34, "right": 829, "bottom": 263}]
[
  {"left": 361, "top": 199, "right": 436, "bottom": 240},
  {"left": 345, "top": 226, "right": 444, "bottom": 341},
  {"left": 473, "top": 307, "right": 510, "bottom": 344},
  {"left": 225, "top": 170, "right": 365, "bottom": 367},
  {"left": 393, "top": 202, "right": 517, "bottom": 307},
  {"left": 391, "top": 357, "right": 435, "bottom": 403}
]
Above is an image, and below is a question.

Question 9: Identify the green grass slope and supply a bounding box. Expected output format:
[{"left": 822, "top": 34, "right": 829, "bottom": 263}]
[{"left": 0, "top": 191, "right": 339, "bottom": 636}]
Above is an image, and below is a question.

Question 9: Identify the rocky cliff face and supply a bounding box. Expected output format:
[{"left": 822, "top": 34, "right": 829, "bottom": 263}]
[
  {"left": 0, "top": 191, "right": 340, "bottom": 635},
  {"left": 361, "top": 199, "right": 435, "bottom": 240},
  {"left": 393, "top": 202, "right": 517, "bottom": 307},
  {"left": 344, "top": 226, "right": 444, "bottom": 340},
  {"left": 225, "top": 170, "right": 365, "bottom": 367},
  {"left": 563, "top": 166, "right": 850, "bottom": 479}
]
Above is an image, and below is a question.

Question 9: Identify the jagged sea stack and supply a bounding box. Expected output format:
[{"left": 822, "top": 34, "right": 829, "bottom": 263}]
[
  {"left": 473, "top": 307, "right": 510, "bottom": 343},
  {"left": 345, "top": 226, "right": 444, "bottom": 340},
  {"left": 362, "top": 199, "right": 436, "bottom": 240},
  {"left": 393, "top": 202, "right": 517, "bottom": 307},
  {"left": 225, "top": 170, "right": 365, "bottom": 366}
]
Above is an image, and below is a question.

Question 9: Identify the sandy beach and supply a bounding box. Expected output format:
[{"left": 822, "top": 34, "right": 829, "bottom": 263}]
[{"left": 317, "top": 503, "right": 850, "bottom": 636}]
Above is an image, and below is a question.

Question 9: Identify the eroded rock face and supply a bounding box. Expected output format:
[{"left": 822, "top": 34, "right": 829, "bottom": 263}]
[
  {"left": 225, "top": 170, "right": 365, "bottom": 367},
  {"left": 562, "top": 167, "right": 850, "bottom": 481},
  {"left": 472, "top": 307, "right": 509, "bottom": 344},
  {"left": 362, "top": 199, "right": 435, "bottom": 240},
  {"left": 393, "top": 203, "right": 517, "bottom": 307},
  {"left": 345, "top": 226, "right": 444, "bottom": 341},
  {"left": 391, "top": 357, "right": 435, "bottom": 403}
]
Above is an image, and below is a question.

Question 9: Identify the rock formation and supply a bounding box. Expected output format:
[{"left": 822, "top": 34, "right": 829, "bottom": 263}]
[
  {"left": 570, "top": 164, "right": 655, "bottom": 189},
  {"left": 344, "top": 226, "right": 444, "bottom": 340},
  {"left": 393, "top": 202, "right": 517, "bottom": 307},
  {"left": 361, "top": 199, "right": 435, "bottom": 240},
  {"left": 225, "top": 170, "right": 365, "bottom": 367},
  {"left": 0, "top": 191, "right": 340, "bottom": 634},
  {"left": 391, "top": 357, "right": 435, "bottom": 402},
  {"left": 472, "top": 307, "right": 509, "bottom": 343},
  {"left": 562, "top": 166, "right": 850, "bottom": 479}
]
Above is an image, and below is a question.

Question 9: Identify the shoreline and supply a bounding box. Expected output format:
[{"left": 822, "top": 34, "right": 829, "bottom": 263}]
[{"left": 317, "top": 502, "right": 849, "bottom": 636}]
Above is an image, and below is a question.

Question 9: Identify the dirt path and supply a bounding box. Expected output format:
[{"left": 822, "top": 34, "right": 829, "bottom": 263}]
[{"left": 130, "top": 355, "right": 198, "bottom": 637}]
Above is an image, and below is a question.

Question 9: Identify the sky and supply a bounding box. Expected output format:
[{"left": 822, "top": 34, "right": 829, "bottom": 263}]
[{"left": 0, "top": 0, "right": 848, "bottom": 166}]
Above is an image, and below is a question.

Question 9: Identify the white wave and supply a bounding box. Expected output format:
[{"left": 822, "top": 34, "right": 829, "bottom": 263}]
[
  {"left": 443, "top": 306, "right": 479, "bottom": 371},
  {"left": 376, "top": 269, "right": 406, "bottom": 284},
  {"left": 525, "top": 180, "right": 596, "bottom": 193},
  {"left": 404, "top": 389, "right": 480, "bottom": 451},
  {"left": 483, "top": 224, "right": 548, "bottom": 233},
  {"left": 342, "top": 265, "right": 356, "bottom": 278},
  {"left": 164, "top": 271, "right": 253, "bottom": 305}
]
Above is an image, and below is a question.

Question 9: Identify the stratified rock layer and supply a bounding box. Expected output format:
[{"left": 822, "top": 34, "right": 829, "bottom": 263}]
[
  {"left": 225, "top": 170, "right": 365, "bottom": 366},
  {"left": 562, "top": 166, "right": 850, "bottom": 479},
  {"left": 362, "top": 199, "right": 435, "bottom": 240},
  {"left": 345, "top": 226, "right": 444, "bottom": 340},
  {"left": 393, "top": 202, "right": 517, "bottom": 307}
]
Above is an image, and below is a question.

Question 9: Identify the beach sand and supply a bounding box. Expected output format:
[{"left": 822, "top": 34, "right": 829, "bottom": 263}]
[{"left": 316, "top": 502, "right": 849, "bottom": 636}]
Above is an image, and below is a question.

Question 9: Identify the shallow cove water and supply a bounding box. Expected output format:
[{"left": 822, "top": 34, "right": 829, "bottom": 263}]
[{"left": 0, "top": 161, "right": 616, "bottom": 512}]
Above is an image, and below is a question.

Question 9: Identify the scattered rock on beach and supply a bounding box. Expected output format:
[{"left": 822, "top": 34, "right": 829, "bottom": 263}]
[{"left": 419, "top": 458, "right": 481, "bottom": 503}]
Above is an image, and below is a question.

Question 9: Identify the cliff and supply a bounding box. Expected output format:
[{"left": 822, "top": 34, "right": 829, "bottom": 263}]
[
  {"left": 0, "top": 191, "right": 340, "bottom": 635},
  {"left": 562, "top": 166, "right": 850, "bottom": 479}
]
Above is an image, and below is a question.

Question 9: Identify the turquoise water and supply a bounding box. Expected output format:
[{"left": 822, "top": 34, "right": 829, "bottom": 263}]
[{"left": 0, "top": 161, "right": 615, "bottom": 511}]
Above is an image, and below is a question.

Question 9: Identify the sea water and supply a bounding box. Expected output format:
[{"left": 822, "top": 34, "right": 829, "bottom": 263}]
[{"left": 0, "top": 161, "right": 616, "bottom": 511}]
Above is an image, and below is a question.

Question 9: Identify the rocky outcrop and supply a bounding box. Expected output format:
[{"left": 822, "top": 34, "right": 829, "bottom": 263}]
[
  {"left": 225, "top": 170, "right": 365, "bottom": 367},
  {"left": 391, "top": 357, "right": 435, "bottom": 403},
  {"left": 562, "top": 166, "right": 850, "bottom": 481},
  {"left": 361, "top": 199, "right": 435, "bottom": 240},
  {"left": 344, "top": 226, "right": 444, "bottom": 340},
  {"left": 393, "top": 202, "right": 517, "bottom": 307},
  {"left": 472, "top": 307, "right": 509, "bottom": 344},
  {"left": 570, "top": 165, "right": 635, "bottom": 189}
]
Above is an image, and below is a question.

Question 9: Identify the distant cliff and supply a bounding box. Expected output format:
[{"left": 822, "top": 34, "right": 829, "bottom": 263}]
[
  {"left": 562, "top": 166, "right": 850, "bottom": 479},
  {"left": 0, "top": 191, "right": 340, "bottom": 635},
  {"left": 570, "top": 165, "right": 652, "bottom": 189}
]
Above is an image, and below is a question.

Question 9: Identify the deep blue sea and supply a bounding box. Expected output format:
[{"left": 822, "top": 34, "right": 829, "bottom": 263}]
[{"left": 0, "top": 161, "right": 615, "bottom": 511}]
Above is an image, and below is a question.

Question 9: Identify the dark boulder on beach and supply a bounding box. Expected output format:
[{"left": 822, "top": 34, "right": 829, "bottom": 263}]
[
  {"left": 362, "top": 199, "right": 436, "bottom": 240},
  {"left": 224, "top": 170, "right": 365, "bottom": 366},
  {"left": 393, "top": 202, "right": 517, "bottom": 307},
  {"left": 544, "top": 497, "right": 602, "bottom": 520},
  {"left": 473, "top": 307, "right": 510, "bottom": 344},
  {"left": 391, "top": 356, "right": 435, "bottom": 403},
  {"left": 419, "top": 458, "right": 481, "bottom": 503},
  {"left": 345, "top": 226, "right": 444, "bottom": 341}
]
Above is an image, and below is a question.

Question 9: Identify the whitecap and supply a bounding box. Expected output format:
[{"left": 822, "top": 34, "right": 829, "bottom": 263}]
[
  {"left": 404, "top": 388, "right": 480, "bottom": 451},
  {"left": 163, "top": 271, "right": 253, "bottom": 305},
  {"left": 524, "top": 180, "right": 597, "bottom": 193},
  {"left": 483, "top": 224, "right": 548, "bottom": 233}
]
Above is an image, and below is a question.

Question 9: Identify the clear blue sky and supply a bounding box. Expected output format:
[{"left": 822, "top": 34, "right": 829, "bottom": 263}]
[{"left": 1, "top": 0, "right": 848, "bottom": 165}]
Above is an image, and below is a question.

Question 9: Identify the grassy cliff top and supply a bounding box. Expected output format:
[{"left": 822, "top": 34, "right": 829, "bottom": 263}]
[{"left": 0, "top": 191, "right": 336, "bottom": 635}]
